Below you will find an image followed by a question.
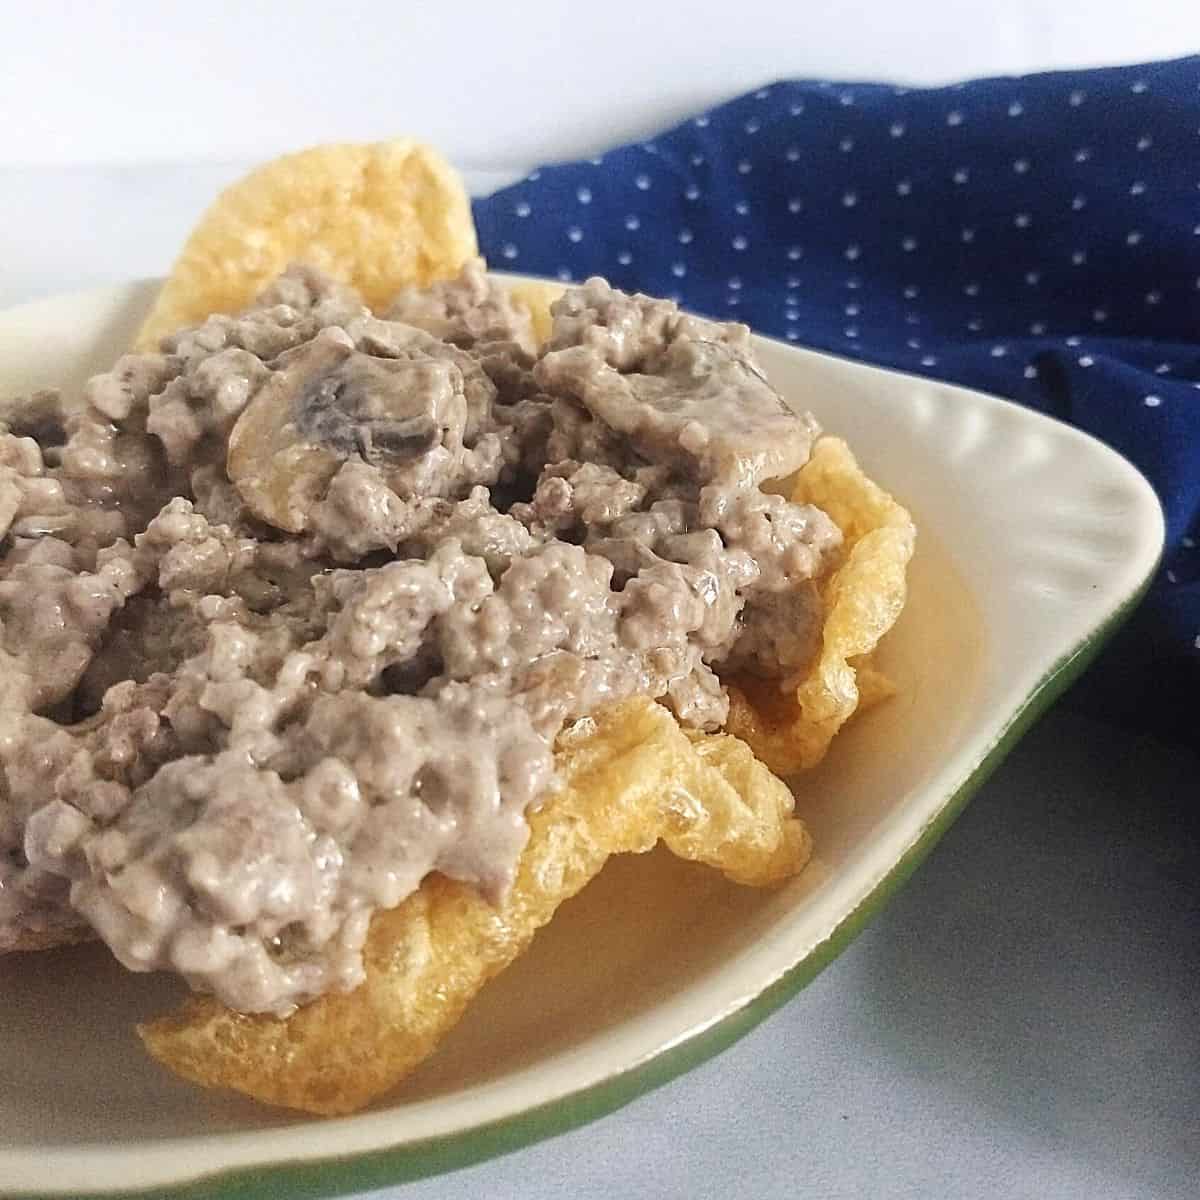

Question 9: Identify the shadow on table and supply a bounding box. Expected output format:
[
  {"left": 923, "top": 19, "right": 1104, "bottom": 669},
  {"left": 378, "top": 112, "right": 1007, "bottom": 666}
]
[{"left": 857, "top": 706, "right": 1200, "bottom": 1195}]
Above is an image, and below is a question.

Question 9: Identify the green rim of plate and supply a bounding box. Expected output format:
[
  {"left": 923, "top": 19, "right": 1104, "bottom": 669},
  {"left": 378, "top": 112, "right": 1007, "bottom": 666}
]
[{"left": 10, "top": 568, "right": 1155, "bottom": 1200}]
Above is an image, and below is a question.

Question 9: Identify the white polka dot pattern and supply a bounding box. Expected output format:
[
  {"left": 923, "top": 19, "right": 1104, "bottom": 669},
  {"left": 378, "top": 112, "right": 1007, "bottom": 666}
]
[{"left": 473, "top": 59, "right": 1200, "bottom": 706}]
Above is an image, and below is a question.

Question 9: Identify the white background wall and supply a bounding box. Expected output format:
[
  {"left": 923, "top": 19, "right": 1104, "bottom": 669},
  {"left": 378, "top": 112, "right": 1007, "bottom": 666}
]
[{"left": 0, "top": 0, "right": 1195, "bottom": 170}]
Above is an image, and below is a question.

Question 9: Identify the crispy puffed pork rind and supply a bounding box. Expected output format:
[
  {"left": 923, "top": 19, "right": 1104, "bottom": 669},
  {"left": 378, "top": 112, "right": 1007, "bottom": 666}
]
[
  {"left": 133, "top": 141, "right": 478, "bottom": 351},
  {"left": 497, "top": 277, "right": 564, "bottom": 344},
  {"left": 726, "top": 436, "right": 916, "bottom": 774},
  {"left": 139, "top": 698, "right": 809, "bottom": 1115}
]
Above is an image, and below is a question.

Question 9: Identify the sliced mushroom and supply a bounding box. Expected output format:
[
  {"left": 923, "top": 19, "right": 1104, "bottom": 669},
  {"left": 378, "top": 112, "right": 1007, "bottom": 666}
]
[{"left": 227, "top": 331, "right": 467, "bottom": 533}]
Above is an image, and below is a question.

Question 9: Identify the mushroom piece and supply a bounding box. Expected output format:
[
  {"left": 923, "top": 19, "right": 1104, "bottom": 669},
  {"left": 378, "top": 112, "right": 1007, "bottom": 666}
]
[{"left": 227, "top": 331, "right": 467, "bottom": 532}]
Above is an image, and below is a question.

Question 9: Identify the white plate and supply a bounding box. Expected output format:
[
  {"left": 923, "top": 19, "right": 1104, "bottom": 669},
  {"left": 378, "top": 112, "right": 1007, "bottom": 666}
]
[{"left": 0, "top": 279, "right": 1163, "bottom": 1199}]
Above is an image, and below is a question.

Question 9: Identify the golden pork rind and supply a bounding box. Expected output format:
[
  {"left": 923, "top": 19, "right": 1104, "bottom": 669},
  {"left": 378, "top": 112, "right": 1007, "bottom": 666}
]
[
  {"left": 726, "top": 437, "right": 916, "bottom": 775},
  {"left": 139, "top": 698, "right": 809, "bottom": 1115},
  {"left": 499, "top": 277, "right": 565, "bottom": 344},
  {"left": 133, "top": 141, "right": 478, "bottom": 351}
]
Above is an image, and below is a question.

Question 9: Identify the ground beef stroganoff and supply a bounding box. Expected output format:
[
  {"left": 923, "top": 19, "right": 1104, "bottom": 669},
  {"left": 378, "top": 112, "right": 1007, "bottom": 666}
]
[{"left": 0, "top": 262, "right": 843, "bottom": 1016}]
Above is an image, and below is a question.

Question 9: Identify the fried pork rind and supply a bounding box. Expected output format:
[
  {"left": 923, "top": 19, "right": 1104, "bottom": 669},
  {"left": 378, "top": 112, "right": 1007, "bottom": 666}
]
[
  {"left": 138, "top": 698, "right": 809, "bottom": 1115},
  {"left": 726, "top": 437, "right": 916, "bottom": 774},
  {"left": 498, "top": 277, "right": 565, "bottom": 345},
  {"left": 133, "top": 141, "right": 478, "bottom": 351}
]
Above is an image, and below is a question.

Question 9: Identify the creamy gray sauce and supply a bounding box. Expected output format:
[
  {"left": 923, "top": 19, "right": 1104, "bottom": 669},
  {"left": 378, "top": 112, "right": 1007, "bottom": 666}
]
[{"left": 0, "top": 264, "right": 841, "bottom": 1015}]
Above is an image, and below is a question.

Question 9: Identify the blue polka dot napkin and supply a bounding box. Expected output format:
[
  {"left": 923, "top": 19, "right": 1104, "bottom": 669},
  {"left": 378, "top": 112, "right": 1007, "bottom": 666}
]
[{"left": 474, "top": 56, "right": 1200, "bottom": 744}]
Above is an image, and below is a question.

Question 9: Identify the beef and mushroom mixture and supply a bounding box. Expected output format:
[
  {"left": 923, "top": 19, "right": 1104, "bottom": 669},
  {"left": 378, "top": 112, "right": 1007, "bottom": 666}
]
[{"left": 0, "top": 262, "right": 842, "bottom": 1015}]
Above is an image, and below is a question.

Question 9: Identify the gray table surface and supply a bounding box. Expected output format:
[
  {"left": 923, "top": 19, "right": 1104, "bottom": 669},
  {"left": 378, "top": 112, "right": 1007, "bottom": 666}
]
[{"left": 3, "top": 167, "right": 1197, "bottom": 1200}]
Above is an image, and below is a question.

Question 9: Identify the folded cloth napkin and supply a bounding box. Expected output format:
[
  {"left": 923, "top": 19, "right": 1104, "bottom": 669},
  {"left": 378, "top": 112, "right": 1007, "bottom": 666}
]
[{"left": 473, "top": 55, "right": 1200, "bottom": 746}]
